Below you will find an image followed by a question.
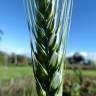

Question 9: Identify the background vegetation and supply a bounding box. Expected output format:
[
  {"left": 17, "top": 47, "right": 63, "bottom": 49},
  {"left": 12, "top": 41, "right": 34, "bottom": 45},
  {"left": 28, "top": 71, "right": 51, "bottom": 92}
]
[{"left": 0, "top": 51, "right": 96, "bottom": 96}]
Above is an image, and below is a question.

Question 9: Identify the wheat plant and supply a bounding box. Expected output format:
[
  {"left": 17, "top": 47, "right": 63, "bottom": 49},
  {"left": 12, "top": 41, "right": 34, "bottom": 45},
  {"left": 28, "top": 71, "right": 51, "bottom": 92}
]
[{"left": 23, "top": 0, "right": 73, "bottom": 96}]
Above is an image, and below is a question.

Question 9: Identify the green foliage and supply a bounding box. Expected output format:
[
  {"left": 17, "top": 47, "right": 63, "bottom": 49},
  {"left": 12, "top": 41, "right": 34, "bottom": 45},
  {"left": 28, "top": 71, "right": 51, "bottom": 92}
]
[
  {"left": 0, "top": 51, "right": 8, "bottom": 66},
  {"left": 0, "top": 67, "right": 96, "bottom": 96},
  {"left": 0, "top": 67, "right": 33, "bottom": 80},
  {"left": 0, "top": 51, "right": 31, "bottom": 66},
  {"left": 0, "top": 67, "right": 36, "bottom": 96},
  {"left": 64, "top": 69, "right": 96, "bottom": 96}
]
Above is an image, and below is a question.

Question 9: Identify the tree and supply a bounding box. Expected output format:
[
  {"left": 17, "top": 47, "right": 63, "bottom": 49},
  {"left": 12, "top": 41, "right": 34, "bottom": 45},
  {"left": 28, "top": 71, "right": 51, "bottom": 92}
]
[
  {"left": 73, "top": 52, "right": 85, "bottom": 64},
  {"left": 0, "top": 51, "right": 8, "bottom": 66},
  {"left": 9, "top": 53, "right": 17, "bottom": 65},
  {"left": 24, "top": 0, "right": 73, "bottom": 96},
  {"left": 16, "top": 55, "right": 28, "bottom": 66}
]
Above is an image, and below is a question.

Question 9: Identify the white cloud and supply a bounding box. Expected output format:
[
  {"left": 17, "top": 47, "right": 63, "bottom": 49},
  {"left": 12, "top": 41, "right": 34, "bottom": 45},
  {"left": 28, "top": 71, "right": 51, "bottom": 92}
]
[
  {"left": 67, "top": 52, "right": 74, "bottom": 57},
  {"left": 0, "top": 44, "right": 30, "bottom": 56},
  {"left": 79, "top": 52, "right": 88, "bottom": 58},
  {"left": 87, "top": 52, "right": 96, "bottom": 61},
  {"left": 15, "top": 49, "right": 24, "bottom": 54}
]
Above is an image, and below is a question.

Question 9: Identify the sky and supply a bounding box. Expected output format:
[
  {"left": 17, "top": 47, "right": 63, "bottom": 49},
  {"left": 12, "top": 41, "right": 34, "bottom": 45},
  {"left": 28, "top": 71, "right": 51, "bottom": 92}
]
[
  {"left": 0, "top": 0, "right": 30, "bottom": 54},
  {"left": 68, "top": 0, "right": 96, "bottom": 53},
  {"left": 0, "top": 0, "right": 96, "bottom": 55}
]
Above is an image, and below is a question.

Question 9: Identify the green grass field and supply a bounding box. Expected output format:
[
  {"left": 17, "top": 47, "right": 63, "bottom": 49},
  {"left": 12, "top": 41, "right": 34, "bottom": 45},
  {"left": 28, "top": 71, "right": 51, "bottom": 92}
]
[
  {"left": 0, "top": 67, "right": 96, "bottom": 80},
  {"left": 0, "top": 67, "right": 96, "bottom": 96},
  {"left": 0, "top": 67, "right": 37, "bottom": 96},
  {"left": 66, "top": 69, "right": 96, "bottom": 78},
  {"left": 0, "top": 66, "right": 33, "bottom": 81}
]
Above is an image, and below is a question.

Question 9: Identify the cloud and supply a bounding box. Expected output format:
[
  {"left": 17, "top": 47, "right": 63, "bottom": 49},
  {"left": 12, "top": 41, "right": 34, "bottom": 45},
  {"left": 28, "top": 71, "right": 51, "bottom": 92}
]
[
  {"left": 79, "top": 52, "right": 88, "bottom": 58},
  {"left": 0, "top": 45, "right": 30, "bottom": 56},
  {"left": 15, "top": 49, "right": 24, "bottom": 54},
  {"left": 87, "top": 52, "right": 96, "bottom": 61},
  {"left": 67, "top": 52, "right": 74, "bottom": 57}
]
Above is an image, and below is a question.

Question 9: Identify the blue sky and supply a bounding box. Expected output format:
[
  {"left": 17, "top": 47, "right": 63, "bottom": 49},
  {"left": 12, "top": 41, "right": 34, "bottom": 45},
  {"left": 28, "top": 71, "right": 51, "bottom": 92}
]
[
  {"left": 0, "top": 0, "right": 30, "bottom": 54},
  {"left": 68, "top": 0, "right": 96, "bottom": 53},
  {"left": 0, "top": 0, "right": 96, "bottom": 55}
]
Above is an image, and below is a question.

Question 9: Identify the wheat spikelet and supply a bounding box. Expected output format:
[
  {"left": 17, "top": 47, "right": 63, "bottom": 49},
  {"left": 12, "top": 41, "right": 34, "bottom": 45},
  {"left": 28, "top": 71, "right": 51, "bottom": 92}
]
[{"left": 23, "top": 0, "right": 73, "bottom": 95}]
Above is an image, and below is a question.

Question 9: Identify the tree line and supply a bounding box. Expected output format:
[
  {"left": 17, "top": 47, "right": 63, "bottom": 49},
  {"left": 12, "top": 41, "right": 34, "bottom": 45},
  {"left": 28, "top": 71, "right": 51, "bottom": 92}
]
[
  {"left": 66, "top": 52, "right": 96, "bottom": 70},
  {"left": 0, "top": 51, "right": 96, "bottom": 68},
  {"left": 0, "top": 51, "right": 31, "bottom": 66}
]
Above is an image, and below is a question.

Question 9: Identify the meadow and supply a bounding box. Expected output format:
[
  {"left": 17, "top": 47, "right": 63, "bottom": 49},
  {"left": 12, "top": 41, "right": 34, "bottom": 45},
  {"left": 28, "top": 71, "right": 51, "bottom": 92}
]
[
  {"left": 66, "top": 69, "right": 96, "bottom": 78},
  {"left": 0, "top": 66, "right": 37, "bottom": 96},
  {"left": 0, "top": 67, "right": 33, "bottom": 80},
  {"left": 0, "top": 66, "right": 96, "bottom": 96},
  {"left": 0, "top": 67, "right": 96, "bottom": 80}
]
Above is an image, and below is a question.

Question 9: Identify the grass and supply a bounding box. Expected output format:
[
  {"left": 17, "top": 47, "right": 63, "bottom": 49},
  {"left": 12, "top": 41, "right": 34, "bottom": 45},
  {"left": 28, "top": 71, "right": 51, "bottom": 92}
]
[
  {"left": 0, "top": 66, "right": 33, "bottom": 81},
  {"left": 0, "top": 66, "right": 96, "bottom": 96},
  {"left": 0, "top": 66, "right": 37, "bottom": 96},
  {"left": 0, "top": 67, "right": 96, "bottom": 81},
  {"left": 0, "top": 66, "right": 36, "bottom": 95},
  {"left": 66, "top": 69, "right": 96, "bottom": 78}
]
